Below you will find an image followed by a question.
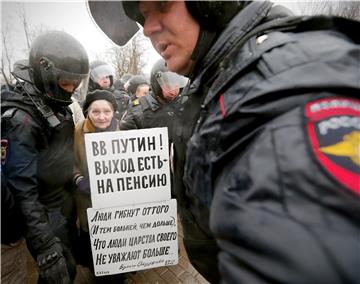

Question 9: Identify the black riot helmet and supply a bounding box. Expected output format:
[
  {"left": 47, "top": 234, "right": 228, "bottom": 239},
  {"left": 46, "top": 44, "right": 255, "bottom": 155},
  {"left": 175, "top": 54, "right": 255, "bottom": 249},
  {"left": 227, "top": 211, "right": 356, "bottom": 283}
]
[
  {"left": 185, "top": 1, "right": 250, "bottom": 31},
  {"left": 123, "top": 1, "right": 249, "bottom": 32},
  {"left": 122, "top": 1, "right": 250, "bottom": 76},
  {"left": 127, "top": 75, "right": 149, "bottom": 97},
  {"left": 29, "top": 30, "right": 89, "bottom": 106},
  {"left": 150, "top": 58, "right": 188, "bottom": 102},
  {"left": 89, "top": 60, "right": 115, "bottom": 91}
]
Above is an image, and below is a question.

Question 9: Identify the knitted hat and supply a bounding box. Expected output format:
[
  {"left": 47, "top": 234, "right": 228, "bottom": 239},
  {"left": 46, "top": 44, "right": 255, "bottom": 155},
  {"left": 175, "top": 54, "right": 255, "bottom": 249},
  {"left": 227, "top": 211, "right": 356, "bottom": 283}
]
[{"left": 83, "top": 89, "right": 118, "bottom": 112}]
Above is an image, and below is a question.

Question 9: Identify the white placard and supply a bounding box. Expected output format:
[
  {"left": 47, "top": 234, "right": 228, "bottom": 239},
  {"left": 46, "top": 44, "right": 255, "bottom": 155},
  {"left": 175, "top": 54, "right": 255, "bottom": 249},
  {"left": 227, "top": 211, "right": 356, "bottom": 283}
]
[
  {"left": 87, "top": 199, "right": 178, "bottom": 276},
  {"left": 84, "top": 128, "right": 171, "bottom": 209}
]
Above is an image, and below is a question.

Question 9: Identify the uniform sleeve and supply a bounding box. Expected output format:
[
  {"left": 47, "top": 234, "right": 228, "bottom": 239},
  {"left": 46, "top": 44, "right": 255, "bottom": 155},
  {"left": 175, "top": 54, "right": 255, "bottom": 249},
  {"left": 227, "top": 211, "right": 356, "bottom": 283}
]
[
  {"left": 73, "top": 121, "right": 86, "bottom": 177},
  {"left": 210, "top": 103, "right": 360, "bottom": 283},
  {"left": 2, "top": 110, "right": 55, "bottom": 251},
  {"left": 120, "top": 101, "right": 143, "bottom": 130}
]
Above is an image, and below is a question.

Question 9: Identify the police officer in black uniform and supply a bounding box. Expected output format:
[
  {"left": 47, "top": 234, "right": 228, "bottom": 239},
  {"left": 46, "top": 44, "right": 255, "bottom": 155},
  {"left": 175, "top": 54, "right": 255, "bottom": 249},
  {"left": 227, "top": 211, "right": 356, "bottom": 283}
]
[
  {"left": 89, "top": 1, "right": 360, "bottom": 283},
  {"left": 119, "top": 74, "right": 149, "bottom": 129},
  {"left": 86, "top": 60, "right": 130, "bottom": 120},
  {"left": 120, "top": 58, "right": 188, "bottom": 134},
  {"left": 1, "top": 30, "right": 89, "bottom": 283}
]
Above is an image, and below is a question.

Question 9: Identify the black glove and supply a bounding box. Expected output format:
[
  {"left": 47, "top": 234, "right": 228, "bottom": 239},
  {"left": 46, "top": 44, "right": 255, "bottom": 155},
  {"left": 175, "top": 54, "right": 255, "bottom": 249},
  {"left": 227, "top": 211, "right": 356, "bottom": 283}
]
[
  {"left": 36, "top": 237, "right": 71, "bottom": 284},
  {"left": 74, "top": 175, "right": 90, "bottom": 196}
]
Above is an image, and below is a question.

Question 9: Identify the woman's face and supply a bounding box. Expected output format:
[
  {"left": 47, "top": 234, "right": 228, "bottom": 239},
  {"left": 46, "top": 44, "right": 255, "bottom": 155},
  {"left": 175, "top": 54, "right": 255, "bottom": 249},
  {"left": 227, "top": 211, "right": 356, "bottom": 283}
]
[{"left": 88, "top": 100, "right": 114, "bottom": 129}]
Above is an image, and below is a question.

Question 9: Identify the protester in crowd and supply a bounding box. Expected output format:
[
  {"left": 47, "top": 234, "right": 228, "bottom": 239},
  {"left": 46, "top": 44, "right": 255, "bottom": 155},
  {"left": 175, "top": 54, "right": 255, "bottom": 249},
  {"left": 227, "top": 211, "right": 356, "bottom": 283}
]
[
  {"left": 90, "top": 1, "right": 360, "bottom": 283},
  {"left": 73, "top": 89, "right": 126, "bottom": 283},
  {"left": 85, "top": 60, "right": 130, "bottom": 122},
  {"left": 120, "top": 58, "right": 188, "bottom": 134},
  {"left": 1, "top": 30, "right": 89, "bottom": 283}
]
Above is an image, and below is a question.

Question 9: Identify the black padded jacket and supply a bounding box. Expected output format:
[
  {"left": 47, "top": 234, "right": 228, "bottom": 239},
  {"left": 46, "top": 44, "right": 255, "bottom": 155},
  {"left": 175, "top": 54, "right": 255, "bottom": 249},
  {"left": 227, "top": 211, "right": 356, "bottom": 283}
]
[{"left": 172, "top": 2, "right": 360, "bottom": 283}]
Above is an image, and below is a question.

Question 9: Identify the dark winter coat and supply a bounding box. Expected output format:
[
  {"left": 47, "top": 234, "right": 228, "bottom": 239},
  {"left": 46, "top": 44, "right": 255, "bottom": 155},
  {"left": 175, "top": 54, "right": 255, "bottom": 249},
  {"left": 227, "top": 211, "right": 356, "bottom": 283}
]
[
  {"left": 172, "top": 2, "right": 360, "bottom": 283},
  {"left": 120, "top": 92, "right": 178, "bottom": 137},
  {"left": 1, "top": 81, "right": 76, "bottom": 252},
  {"left": 113, "top": 89, "right": 130, "bottom": 119}
]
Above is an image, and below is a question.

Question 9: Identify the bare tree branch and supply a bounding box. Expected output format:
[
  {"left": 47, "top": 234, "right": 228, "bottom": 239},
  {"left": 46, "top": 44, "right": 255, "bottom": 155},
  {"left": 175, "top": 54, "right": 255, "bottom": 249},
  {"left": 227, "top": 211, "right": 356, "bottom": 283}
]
[
  {"left": 18, "top": 5, "right": 31, "bottom": 50},
  {"left": 295, "top": 1, "right": 360, "bottom": 20},
  {"left": 104, "top": 33, "right": 147, "bottom": 78},
  {"left": 1, "top": 24, "right": 14, "bottom": 86}
]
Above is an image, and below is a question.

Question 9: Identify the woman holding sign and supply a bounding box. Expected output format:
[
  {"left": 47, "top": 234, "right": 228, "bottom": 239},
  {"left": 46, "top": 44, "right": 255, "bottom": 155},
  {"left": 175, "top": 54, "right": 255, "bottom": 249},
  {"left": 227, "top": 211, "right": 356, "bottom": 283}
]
[{"left": 73, "top": 89, "right": 126, "bottom": 283}]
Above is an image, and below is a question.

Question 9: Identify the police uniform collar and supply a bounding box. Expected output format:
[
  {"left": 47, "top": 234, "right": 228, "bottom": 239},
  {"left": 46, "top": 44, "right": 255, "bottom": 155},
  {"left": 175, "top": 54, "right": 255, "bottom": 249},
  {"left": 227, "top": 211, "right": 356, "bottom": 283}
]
[{"left": 196, "top": 1, "right": 273, "bottom": 81}]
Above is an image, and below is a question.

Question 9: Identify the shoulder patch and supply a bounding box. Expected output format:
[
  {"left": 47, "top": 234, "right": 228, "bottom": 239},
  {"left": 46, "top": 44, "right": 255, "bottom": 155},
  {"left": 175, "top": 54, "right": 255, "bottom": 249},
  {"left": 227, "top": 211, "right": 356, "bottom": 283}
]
[
  {"left": 305, "top": 97, "right": 360, "bottom": 196},
  {"left": 1, "top": 139, "right": 9, "bottom": 165},
  {"left": 133, "top": 99, "right": 140, "bottom": 106}
]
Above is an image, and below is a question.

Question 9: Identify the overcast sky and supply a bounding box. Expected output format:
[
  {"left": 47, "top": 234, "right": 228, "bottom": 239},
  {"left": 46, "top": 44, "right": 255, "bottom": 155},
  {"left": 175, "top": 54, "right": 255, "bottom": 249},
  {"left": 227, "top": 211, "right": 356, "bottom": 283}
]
[
  {"left": 1, "top": 0, "right": 161, "bottom": 75},
  {"left": 1, "top": 0, "right": 315, "bottom": 76}
]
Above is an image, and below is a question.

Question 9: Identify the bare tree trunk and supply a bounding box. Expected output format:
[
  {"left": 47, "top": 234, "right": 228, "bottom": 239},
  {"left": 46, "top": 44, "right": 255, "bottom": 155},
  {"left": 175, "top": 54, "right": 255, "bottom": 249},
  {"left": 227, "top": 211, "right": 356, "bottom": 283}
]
[
  {"left": 104, "top": 33, "right": 147, "bottom": 79},
  {"left": 19, "top": 6, "right": 32, "bottom": 50},
  {"left": 295, "top": 1, "right": 360, "bottom": 20},
  {"left": 1, "top": 25, "right": 13, "bottom": 86}
]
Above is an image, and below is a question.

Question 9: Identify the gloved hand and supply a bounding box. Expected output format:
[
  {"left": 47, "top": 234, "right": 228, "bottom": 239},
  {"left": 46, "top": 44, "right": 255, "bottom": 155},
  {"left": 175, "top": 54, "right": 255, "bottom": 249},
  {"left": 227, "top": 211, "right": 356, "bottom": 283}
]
[
  {"left": 36, "top": 237, "right": 71, "bottom": 284},
  {"left": 73, "top": 174, "right": 92, "bottom": 232},
  {"left": 74, "top": 175, "right": 90, "bottom": 196}
]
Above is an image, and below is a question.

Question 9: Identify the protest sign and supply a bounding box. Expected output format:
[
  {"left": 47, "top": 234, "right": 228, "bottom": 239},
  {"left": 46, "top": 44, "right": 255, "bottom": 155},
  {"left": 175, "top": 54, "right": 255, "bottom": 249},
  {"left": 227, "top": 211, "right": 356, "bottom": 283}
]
[
  {"left": 84, "top": 128, "right": 171, "bottom": 209},
  {"left": 87, "top": 199, "right": 178, "bottom": 276}
]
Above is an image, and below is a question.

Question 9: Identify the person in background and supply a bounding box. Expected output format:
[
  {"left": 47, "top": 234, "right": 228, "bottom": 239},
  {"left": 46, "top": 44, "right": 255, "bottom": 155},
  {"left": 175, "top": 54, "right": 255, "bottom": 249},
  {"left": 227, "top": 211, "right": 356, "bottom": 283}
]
[
  {"left": 73, "top": 89, "right": 126, "bottom": 283},
  {"left": 113, "top": 78, "right": 131, "bottom": 119},
  {"left": 126, "top": 74, "right": 150, "bottom": 101},
  {"left": 113, "top": 78, "right": 125, "bottom": 93},
  {"left": 120, "top": 58, "right": 188, "bottom": 133},
  {"left": 90, "top": 1, "right": 360, "bottom": 283},
  {"left": 119, "top": 74, "right": 149, "bottom": 129},
  {"left": 1, "top": 30, "right": 89, "bottom": 283},
  {"left": 87, "top": 60, "right": 114, "bottom": 93},
  {"left": 113, "top": 73, "right": 133, "bottom": 94},
  {"left": 120, "top": 73, "right": 133, "bottom": 93},
  {"left": 86, "top": 60, "right": 129, "bottom": 122}
]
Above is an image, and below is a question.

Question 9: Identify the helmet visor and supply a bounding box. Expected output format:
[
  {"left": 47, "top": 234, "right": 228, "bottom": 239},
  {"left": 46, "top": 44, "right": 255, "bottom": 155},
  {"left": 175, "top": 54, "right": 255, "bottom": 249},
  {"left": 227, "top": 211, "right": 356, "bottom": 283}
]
[
  {"left": 90, "top": 64, "right": 114, "bottom": 82},
  {"left": 155, "top": 71, "right": 189, "bottom": 91},
  {"left": 55, "top": 67, "right": 88, "bottom": 88},
  {"left": 40, "top": 64, "right": 89, "bottom": 105}
]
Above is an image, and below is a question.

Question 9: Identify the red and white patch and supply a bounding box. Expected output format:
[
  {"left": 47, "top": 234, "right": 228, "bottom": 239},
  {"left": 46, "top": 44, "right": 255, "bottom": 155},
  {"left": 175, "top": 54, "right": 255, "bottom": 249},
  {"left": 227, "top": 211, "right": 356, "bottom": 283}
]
[
  {"left": 305, "top": 97, "right": 360, "bottom": 196},
  {"left": 1, "top": 139, "right": 9, "bottom": 165}
]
